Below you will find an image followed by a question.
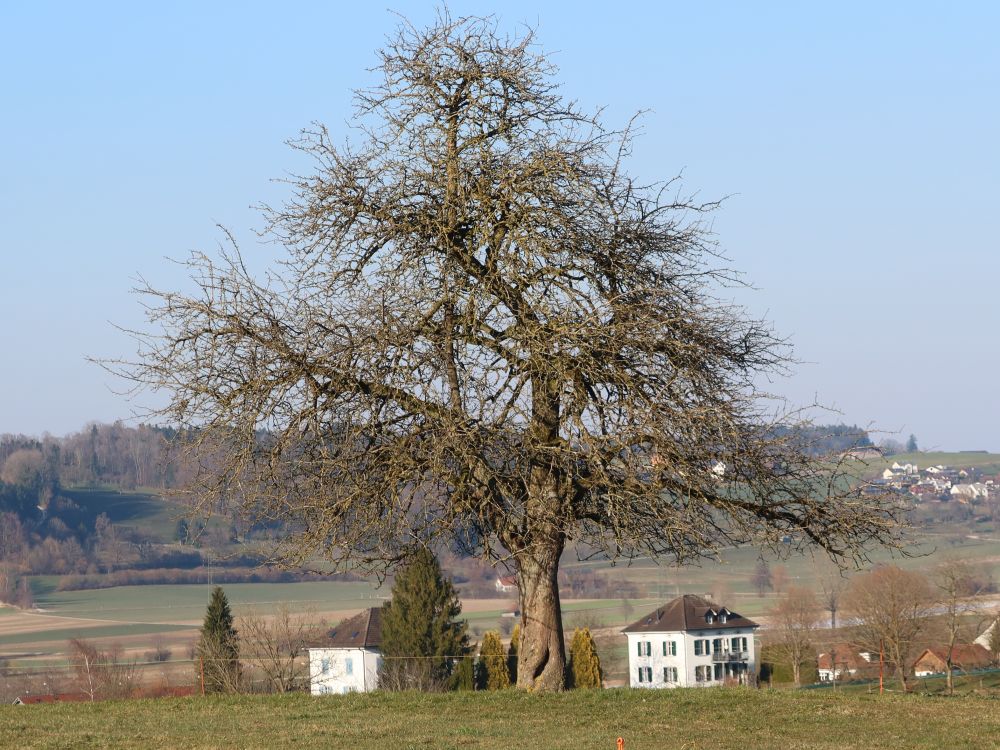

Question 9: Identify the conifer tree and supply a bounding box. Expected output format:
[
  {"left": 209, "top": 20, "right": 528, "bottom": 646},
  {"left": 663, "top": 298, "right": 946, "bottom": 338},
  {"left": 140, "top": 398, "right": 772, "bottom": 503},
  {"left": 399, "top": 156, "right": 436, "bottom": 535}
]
[
  {"left": 197, "top": 585, "right": 240, "bottom": 692},
  {"left": 477, "top": 631, "right": 511, "bottom": 690},
  {"left": 379, "top": 547, "right": 469, "bottom": 691},
  {"left": 507, "top": 623, "right": 520, "bottom": 685},
  {"left": 567, "top": 628, "right": 602, "bottom": 689}
]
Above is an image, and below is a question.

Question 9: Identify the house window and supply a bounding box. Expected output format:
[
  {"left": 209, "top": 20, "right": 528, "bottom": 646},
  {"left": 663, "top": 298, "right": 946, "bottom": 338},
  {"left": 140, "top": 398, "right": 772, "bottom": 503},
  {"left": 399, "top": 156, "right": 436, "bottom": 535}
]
[
  {"left": 345, "top": 657, "right": 354, "bottom": 676},
  {"left": 637, "top": 641, "right": 651, "bottom": 657},
  {"left": 694, "top": 640, "right": 704, "bottom": 656},
  {"left": 719, "top": 610, "right": 728, "bottom": 623},
  {"left": 714, "top": 663, "right": 723, "bottom": 681},
  {"left": 320, "top": 657, "right": 331, "bottom": 675},
  {"left": 637, "top": 666, "right": 652, "bottom": 683},
  {"left": 695, "top": 665, "right": 707, "bottom": 682},
  {"left": 663, "top": 640, "right": 676, "bottom": 656},
  {"left": 646, "top": 666, "right": 652, "bottom": 683},
  {"left": 664, "top": 666, "right": 678, "bottom": 683},
  {"left": 705, "top": 611, "right": 714, "bottom": 623},
  {"left": 637, "top": 667, "right": 643, "bottom": 683},
  {"left": 712, "top": 638, "right": 723, "bottom": 654}
]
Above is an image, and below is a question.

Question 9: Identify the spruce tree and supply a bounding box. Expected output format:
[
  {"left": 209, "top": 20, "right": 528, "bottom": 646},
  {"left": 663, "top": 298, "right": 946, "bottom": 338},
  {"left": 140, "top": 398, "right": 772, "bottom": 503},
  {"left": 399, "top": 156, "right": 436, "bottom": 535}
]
[
  {"left": 567, "top": 628, "right": 602, "bottom": 689},
  {"left": 379, "top": 547, "right": 469, "bottom": 690},
  {"left": 197, "top": 585, "right": 240, "bottom": 692},
  {"left": 477, "top": 631, "right": 510, "bottom": 690}
]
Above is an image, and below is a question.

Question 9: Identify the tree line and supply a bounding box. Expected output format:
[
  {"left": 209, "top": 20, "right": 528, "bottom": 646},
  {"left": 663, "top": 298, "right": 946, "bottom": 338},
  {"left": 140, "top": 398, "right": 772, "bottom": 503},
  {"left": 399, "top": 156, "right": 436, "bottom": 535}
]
[{"left": 764, "top": 560, "right": 1000, "bottom": 694}]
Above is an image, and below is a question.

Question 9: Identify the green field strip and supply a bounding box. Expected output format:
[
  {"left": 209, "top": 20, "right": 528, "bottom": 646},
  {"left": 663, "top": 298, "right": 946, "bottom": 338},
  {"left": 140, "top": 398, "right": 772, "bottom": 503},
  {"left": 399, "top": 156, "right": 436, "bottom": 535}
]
[{"left": 0, "top": 622, "right": 197, "bottom": 646}]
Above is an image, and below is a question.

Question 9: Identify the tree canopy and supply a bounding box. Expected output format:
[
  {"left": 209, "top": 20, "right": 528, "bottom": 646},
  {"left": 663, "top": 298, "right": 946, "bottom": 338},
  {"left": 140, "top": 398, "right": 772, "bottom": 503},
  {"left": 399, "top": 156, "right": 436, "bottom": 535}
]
[{"left": 122, "top": 10, "right": 905, "bottom": 690}]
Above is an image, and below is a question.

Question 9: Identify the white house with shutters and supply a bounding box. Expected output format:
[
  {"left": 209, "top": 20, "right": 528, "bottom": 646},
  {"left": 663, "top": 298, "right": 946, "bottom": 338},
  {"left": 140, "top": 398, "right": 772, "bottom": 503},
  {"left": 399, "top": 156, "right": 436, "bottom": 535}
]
[
  {"left": 308, "top": 607, "right": 383, "bottom": 695},
  {"left": 622, "top": 594, "right": 759, "bottom": 688}
]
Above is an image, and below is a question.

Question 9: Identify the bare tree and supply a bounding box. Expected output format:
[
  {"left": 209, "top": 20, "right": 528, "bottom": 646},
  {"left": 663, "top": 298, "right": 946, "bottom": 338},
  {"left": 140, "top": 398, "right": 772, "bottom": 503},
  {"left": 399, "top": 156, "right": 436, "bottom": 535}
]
[
  {"left": 767, "top": 586, "right": 820, "bottom": 686},
  {"left": 239, "top": 604, "right": 318, "bottom": 693},
  {"left": 771, "top": 565, "right": 789, "bottom": 596},
  {"left": 844, "top": 566, "right": 934, "bottom": 692},
  {"left": 933, "top": 558, "right": 985, "bottom": 695},
  {"left": 116, "top": 11, "right": 905, "bottom": 690},
  {"left": 68, "top": 639, "right": 138, "bottom": 700},
  {"left": 753, "top": 559, "right": 773, "bottom": 597},
  {"left": 817, "top": 562, "right": 848, "bottom": 632}
]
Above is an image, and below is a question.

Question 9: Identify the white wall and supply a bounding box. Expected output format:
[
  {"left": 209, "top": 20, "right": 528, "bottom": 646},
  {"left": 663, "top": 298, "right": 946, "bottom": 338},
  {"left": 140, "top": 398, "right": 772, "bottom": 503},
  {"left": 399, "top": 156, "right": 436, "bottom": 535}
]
[
  {"left": 308, "top": 648, "right": 382, "bottom": 695},
  {"left": 626, "top": 628, "right": 757, "bottom": 688}
]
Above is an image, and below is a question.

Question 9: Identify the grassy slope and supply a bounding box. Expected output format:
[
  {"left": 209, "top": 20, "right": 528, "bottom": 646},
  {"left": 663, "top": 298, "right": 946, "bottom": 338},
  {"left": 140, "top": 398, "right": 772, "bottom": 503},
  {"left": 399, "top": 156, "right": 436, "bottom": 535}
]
[{"left": 2, "top": 689, "right": 999, "bottom": 750}]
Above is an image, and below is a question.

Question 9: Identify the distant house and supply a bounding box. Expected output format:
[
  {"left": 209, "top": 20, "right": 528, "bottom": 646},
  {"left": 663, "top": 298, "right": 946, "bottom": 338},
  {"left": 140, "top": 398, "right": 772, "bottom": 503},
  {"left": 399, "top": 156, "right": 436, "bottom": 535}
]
[
  {"left": 622, "top": 594, "right": 758, "bottom": 689},
  {"left": 816, "top": 644, "right": 873, "bottom": 682},
  {"left": 951, "top": 483, "right": 989, "bottom": 501},
  {"left": 308, "top": 607, "right": 384, "bottom": 695},
  {"left": 495, "top": 575, "right": 517, "bottom": 593},
  {"left": 975, "top": 619, "right": 999, "bottom": 653},
  {"left": 913, "top": 644, "right": 992, "bottom": 677}
]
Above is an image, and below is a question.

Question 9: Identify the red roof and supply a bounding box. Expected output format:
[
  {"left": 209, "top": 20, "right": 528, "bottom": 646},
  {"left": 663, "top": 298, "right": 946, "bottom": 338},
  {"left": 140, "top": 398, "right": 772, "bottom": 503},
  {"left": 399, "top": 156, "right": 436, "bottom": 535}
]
[{"left": 915, "top": 644, "right": 991, "bottom": 671}]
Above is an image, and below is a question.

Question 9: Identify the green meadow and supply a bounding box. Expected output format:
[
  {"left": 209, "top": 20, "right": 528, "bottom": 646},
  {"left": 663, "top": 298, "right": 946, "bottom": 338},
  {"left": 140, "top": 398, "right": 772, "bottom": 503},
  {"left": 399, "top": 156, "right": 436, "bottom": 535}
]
[{"left": 1, "top": 689, "right": 998, "bottom": 750}]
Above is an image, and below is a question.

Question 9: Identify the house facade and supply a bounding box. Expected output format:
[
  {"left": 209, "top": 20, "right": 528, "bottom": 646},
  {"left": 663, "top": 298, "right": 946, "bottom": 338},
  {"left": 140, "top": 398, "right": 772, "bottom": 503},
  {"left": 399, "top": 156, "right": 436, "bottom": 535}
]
[
  {"left": 308, "top": 607, "right": 384, "bottom": 695},
  {"left": 622, "top": 594, "right": 758, "bottom": 689},
  {"left": 495, "top": 575, "right": 517, "bottom": 594}
]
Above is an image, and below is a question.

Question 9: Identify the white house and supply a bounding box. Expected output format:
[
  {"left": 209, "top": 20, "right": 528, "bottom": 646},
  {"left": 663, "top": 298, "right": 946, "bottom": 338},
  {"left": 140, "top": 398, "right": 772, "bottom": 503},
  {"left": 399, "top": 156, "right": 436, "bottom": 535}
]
[
  {"left": 308, "top": 607, "right": 383, "bottom": 695},
  {"left": 495, "top": 575, "right": 517, "bottom": 594},
  {"left": 622, "top": 594, "right": 758, "bottom": 689},
  {"left": 975, "top": 618, "right": 999, "bottom": 651},
  {"left": 816, "top": 644, "right": 873, "bottom": 682}
]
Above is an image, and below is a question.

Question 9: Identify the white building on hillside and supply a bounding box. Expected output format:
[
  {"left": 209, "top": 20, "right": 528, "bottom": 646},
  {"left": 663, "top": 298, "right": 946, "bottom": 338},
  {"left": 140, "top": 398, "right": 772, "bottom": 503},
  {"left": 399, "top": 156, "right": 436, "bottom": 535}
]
[
  {"left": 622, "top": 594, "right": 759, "bottom": 688},
  {"left": 308, "top": 607, "right": 383, "bottom": 695}
]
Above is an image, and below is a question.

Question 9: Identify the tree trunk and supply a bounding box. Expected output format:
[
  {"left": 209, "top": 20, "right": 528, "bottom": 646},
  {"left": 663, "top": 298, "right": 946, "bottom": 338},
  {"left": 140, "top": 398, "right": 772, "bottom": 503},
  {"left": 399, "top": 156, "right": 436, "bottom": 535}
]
[{"left": 515, "top": 539, "right": 566, "bottom": 691}]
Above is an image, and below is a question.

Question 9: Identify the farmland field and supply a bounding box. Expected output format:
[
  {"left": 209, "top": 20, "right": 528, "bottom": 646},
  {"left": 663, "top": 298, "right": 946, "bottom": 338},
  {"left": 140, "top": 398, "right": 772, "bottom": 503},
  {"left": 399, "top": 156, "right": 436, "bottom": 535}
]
[{"left": 1, "top": 688, "right": 999, "bottom": 749}]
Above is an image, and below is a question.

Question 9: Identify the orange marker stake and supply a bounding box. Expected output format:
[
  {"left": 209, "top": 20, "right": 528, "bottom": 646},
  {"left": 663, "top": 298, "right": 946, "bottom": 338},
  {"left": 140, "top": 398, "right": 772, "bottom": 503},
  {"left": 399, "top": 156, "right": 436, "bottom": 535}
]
[{"left": 617, "top": 738, "right": 624, "bottom": 750}]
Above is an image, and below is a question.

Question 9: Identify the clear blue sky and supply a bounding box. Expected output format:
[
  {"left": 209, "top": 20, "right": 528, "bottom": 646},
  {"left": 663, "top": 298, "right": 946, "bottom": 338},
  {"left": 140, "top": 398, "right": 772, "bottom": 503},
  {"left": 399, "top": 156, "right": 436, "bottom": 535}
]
[{"left": 1, "top": 2, "right": 997, "bottom": 450}]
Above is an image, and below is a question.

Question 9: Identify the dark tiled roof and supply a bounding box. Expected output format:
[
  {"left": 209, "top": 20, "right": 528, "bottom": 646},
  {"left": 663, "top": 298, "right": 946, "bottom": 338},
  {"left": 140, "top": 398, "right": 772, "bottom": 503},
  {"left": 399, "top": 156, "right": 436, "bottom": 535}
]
[
  {"left": 319, "top": 607, "right": 383, "bottom": 649},
  {"left": 622, "top": 594, "right": 758, "bottom": 633}
]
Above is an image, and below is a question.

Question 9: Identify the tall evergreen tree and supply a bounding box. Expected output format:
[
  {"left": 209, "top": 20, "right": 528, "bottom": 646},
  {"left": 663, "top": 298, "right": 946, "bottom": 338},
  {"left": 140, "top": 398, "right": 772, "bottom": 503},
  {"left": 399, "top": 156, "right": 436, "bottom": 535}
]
[
  {"left": 197, "top": 585, "right": 240, "bottom": 692},
  {"left": 566, "top": 628, "right": 602, "bottom": 689},
  {"left": 379, "top": 547, "right": 470, "bottom": 691},
  {"left": 477, "top": 631, "right": 511, "bottom": 690}
]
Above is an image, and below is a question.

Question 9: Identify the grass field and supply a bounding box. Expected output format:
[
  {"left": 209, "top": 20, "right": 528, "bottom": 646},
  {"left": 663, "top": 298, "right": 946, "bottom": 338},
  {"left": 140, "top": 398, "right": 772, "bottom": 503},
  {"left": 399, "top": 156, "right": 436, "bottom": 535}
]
[
  {"left": 866, "top": 451, "right": 1000, "bottom": 476},
  {"left": 2, "top": 689, "right": 999, "bottom": 749}
]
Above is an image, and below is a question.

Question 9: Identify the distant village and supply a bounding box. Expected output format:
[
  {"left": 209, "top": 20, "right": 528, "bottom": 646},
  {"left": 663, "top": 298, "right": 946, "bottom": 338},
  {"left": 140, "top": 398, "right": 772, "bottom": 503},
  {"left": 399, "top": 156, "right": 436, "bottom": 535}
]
[{"left": 863, "top": 458, "right": 998, "bottom": 505}]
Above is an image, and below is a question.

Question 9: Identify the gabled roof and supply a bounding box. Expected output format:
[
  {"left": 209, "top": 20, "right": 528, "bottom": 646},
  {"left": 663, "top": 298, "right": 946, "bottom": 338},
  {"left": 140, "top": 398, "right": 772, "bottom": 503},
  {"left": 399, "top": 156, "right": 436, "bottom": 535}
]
[
  {"left": 817, "top": 643, "right": 871, "bottom": 671},
  {"left": 915, "top": 644, "right": 991, "bottom": 670},
  {"left": 622, "top": 594, "right": 758, "bottom": 634},
  {"left": 315, "top": 607, "right": 383, "bottom": 649}
]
